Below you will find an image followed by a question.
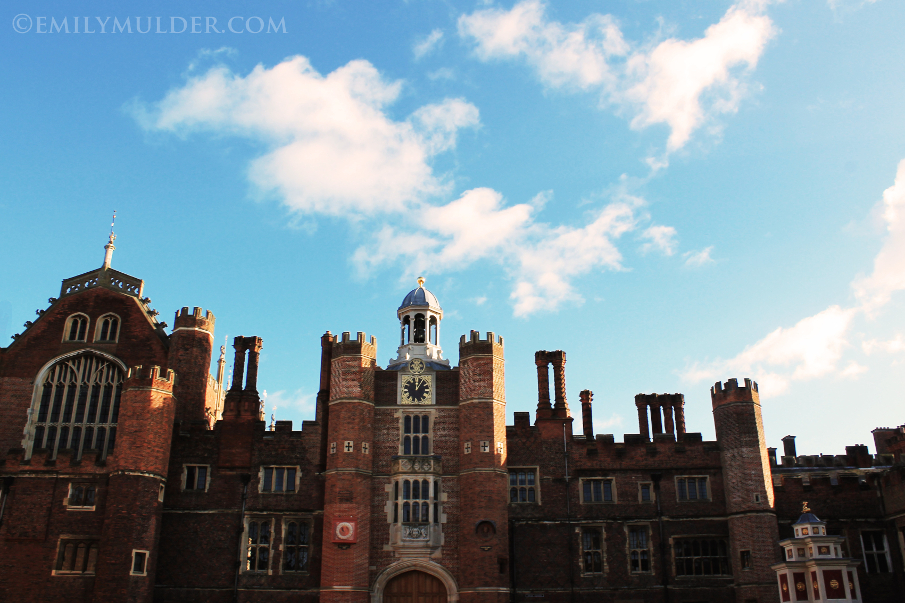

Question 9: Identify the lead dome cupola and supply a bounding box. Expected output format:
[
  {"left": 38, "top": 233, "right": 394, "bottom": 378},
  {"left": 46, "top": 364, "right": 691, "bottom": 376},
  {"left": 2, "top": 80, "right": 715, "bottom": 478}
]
[
  {"left": 392, "top": 277, "right": 449, "bottom": 368},
  {"left": 399, "top": 277, "right": 441, "bottom": 313}
]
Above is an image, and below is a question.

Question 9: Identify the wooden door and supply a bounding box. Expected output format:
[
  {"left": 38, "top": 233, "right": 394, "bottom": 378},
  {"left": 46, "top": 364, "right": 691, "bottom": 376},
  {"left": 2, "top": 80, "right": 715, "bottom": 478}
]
[{"left": 383, "top": 571, "right": 447, "bottom": 603}]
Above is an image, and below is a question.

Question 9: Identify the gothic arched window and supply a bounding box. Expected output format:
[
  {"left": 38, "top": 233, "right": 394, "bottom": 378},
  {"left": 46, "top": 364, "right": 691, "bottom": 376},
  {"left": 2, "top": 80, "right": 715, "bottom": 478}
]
[
  {"left": 29, "top": 353, "right": 123, "bottom": 460},
  {"left": 94, "top": 314, "right": 120, "bottom": 343},
  {"left": 64, "top": 314, "right": 89, "bottom": 342}
]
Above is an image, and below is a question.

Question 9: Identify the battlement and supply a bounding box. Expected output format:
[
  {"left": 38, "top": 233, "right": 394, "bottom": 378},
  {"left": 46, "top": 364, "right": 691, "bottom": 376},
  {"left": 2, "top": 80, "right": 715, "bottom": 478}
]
[
  {"left": 173, "top": 306, "right": 216, "bottom": 330},
  {"left": 332, "top": 331, "right": 377, "bottom": 358},
  {"left": 710, "top": 377, "right": 759, "bottom": 406},
  {"left": 125, "top": 365, "right": 176, "bottom": 389},
  {"left": 459, "top": 330, "right": 504, "bottom": 359},
  {"left": 459, "top": 330, "right": 504, "bottom": 347}
]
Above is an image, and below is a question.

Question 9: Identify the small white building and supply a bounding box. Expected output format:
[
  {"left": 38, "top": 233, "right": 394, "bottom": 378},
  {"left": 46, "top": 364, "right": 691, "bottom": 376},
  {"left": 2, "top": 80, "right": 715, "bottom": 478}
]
[{"left": 771, "top": 503, "right": 862, "bottom": 602}]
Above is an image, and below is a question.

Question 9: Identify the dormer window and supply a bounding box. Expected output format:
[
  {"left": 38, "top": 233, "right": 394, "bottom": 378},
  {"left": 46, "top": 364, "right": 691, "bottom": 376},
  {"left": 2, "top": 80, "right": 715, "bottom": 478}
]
[
  {"left": 95, "top": 315, "right": 119, "bottom": 343},
  {"left": 65, "top": 315, "right": 88, "bottom": 342}
]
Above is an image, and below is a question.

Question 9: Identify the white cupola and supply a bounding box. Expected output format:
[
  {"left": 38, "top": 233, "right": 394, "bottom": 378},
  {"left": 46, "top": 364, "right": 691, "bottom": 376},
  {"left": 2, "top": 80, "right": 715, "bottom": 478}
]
[{"left": 391, "top": 277, "right": 449, "bottom": 368}]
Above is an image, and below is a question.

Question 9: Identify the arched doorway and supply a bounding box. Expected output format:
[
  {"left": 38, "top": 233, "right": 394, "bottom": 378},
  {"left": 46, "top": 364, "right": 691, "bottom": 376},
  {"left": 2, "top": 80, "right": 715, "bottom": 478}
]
[{"left": 383, "top": 571, "right": 447, "bottom": 603}]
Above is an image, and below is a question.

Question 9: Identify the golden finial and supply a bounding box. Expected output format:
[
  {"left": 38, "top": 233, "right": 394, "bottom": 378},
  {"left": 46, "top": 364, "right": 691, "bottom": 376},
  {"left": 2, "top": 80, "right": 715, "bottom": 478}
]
[
  {"left": 802, "top": 501, "right": 810, "bottom": 513},
  {"left": 417, "top": 276, "right": 425, "bottom": 288}
]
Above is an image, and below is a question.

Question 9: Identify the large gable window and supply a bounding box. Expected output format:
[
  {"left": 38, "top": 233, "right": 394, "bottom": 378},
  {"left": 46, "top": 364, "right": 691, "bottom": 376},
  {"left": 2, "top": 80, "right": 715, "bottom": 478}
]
[{"left": 30, "top": 353, "right": 123, "bottom": 460}]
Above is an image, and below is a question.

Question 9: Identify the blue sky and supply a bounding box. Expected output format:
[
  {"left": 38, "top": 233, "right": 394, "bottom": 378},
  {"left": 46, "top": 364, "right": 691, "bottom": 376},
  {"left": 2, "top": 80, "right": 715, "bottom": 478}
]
[{"left": 2, "top": 0, "right": 905, "bottom": 456}]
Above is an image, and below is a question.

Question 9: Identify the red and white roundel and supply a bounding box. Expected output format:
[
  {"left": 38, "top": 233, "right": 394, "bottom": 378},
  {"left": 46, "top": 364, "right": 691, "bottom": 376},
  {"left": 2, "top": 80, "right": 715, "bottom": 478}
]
[{"left": 332, "top": 519, "right": 357, "bottom": 543}]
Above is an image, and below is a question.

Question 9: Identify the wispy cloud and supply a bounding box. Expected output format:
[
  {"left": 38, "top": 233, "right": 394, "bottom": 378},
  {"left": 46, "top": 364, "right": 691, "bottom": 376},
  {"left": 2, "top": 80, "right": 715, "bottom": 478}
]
[
  {"left": 683, "top": 246, "right": 714, "bottom": 267},
  {"left": 459, "top": 0, "right": 775, "bottom": 159},
  {"left": 264, "top": 388, "right": 316, "bottom": 420},
  {"left": 863, "top": 335, "right": 905, "bottom": 355},
  {"left": 682, "top": 159, "right": 905, "bottom": 395},
  {"left": 353, "top": 188, "right": 643, "bottom": 316},
  {"left": 640, "top": 225, "right": 677, "bottom": 256},
  {"left": 414, "top": 29, "right": 444, "bottom": 59},
  {"left": 134, "top": 55, "right": 678, "bottom": 317}
]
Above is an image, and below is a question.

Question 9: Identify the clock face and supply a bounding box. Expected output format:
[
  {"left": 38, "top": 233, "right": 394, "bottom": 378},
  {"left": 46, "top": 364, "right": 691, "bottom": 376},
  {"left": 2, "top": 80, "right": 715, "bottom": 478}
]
[{"left": 401, "top": 375, "right": 432, "bottom": 405}]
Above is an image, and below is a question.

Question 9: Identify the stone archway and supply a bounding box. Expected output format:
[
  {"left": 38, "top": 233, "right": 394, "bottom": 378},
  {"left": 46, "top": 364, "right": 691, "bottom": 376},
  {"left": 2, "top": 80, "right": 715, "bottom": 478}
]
[{"left": 372, "top": 560, "right": 458, "bottom": 603}]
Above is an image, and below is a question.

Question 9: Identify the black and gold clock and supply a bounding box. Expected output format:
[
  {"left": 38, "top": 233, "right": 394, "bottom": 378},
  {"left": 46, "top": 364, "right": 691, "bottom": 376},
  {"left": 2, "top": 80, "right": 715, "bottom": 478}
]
[{"left": 401, "top": 374, "right": 432, "bottom": 405}]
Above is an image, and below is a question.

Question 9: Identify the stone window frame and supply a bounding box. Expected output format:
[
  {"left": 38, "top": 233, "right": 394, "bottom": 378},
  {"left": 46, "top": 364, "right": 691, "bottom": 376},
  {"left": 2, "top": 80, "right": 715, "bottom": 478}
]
[
  {"left": 243, "top": 515, "right": 275, "bottom": 574},
  {"left": 52, "top": 537, "right": 99, "bottom": 576},
  {"left": 627, "top": 523, "right": 652, "bottom": 574},
  {"left": 182, "top": 464, "right": 210, "bottom": 492},
  {"left": 26, "top": 350, "right": 125, "bottom": 462},
  {"left": 670, "top": 535, "right": 732, "bottom": 578},
  {"left": 63, "top": 313, "right": 89, "bottom": 342},
  {"left": 580, "top": 477, "right": 616, "bottom": 504},
  {"left": 740, "top": 549, "right": 752, "bottom": 570},
  {"left": 280, "top": 517, "right": 312, "bottom": 575},
  {"left": 580, "top": 525, "right": 605, "bottom": 575},
  {"left": 638, "top": 481, "right": 654, "bottom": 503},
  {"left": 93, "top": 313, "right": 121, "bottom": 343},
  {"left": 861, "top": 530, "right": 892, "bottom": 573},
  {"left": 258, "top": 466, "right": 300, "bottom": 494},
  {"left": 675, "top": 475, "right": 710, "bottom": 502},
  {"left": 399, "top": 410, "right": 434, "bottom": 456},
  {"left": 394, "top": 476, "right": 441, "bottom": 525},
  {"left": 65, "top": 482, "right": 97, "bottom": 511},
  {"left": 131, "top": 549, "right": 149, "bottom": 576},
  {"left": 508, "top": 467, "right": 540, "bottom": 504}
]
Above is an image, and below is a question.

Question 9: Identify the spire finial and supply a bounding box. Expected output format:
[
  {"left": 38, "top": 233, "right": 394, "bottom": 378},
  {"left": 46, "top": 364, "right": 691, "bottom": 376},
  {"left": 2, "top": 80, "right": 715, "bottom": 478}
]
[
  {"left": 417, "top": 276, "right": 425, "bottom": 288},
  {"left": 103, "top": 211, "right": 117, "bottom": 269},
  {"left": 802, "top": 501, "right": 810, "bottom": 514}
]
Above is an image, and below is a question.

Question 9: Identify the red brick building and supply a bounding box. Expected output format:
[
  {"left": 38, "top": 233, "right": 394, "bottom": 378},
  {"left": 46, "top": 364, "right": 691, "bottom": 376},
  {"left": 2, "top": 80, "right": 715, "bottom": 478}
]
[{"left": 1, "top": 244, "right": 904, "bottom": 603}]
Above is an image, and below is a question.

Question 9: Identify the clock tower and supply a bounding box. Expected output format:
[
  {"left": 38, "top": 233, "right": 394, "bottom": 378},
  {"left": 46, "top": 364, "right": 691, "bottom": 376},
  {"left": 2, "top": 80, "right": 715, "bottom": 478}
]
[{"left": 391, "top": 277, "right": 449, "bottom": 406}]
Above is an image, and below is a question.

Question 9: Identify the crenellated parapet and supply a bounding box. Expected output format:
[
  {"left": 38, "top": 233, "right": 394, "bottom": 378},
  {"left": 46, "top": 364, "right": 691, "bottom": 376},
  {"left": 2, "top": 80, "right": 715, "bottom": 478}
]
[
  {"left": 173, "top": 306, "right": 216, "bottom": 333},
  {"left": 458, "top": 330, "right": 504, "bottom": 359},
  {"left": 124, "top": 365, "right": 175, "bottom": 392},
  {"left": 332, "top": 331, "right": 377, "bottom": 359},
  {"left": 710, "top": 377, "right": 759, "bottom": 407}
]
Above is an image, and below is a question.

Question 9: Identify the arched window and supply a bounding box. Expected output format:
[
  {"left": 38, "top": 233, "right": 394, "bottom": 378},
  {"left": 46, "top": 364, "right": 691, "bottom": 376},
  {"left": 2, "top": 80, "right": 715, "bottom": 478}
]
[
  {"left": 429, "top": 317, "right": 438, "bottom": 345},
  {"left": 30, "top": 353, "right": 123, "bottom": 460},
  {"left": 94, "top": 314, "right": 120, "bottom": 343},
  {"left": 64, "top": 315, "right": 88, "bottom": 342},
  {"left": 402, "top": 414, "right": 430, "bottom": 455},
  {"left": 402, "top": 316, "right": 411, "bottom": 344},
  {"left": 413, "top": 314, "right": 425, "bottom": 343}
]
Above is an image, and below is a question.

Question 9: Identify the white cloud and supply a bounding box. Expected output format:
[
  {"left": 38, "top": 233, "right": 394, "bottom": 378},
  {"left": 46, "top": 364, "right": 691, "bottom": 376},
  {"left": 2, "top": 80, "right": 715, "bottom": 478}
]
[
  {"left": 683, "top": 246, "right": 715, "bottom": 267},
  {"left": 852, "top": 159, "right": 905, "bottom": 314},
  {"left": 863, "top": 335, "right": 905, "bottom": 355},
  {"left": 264, "top": 388, "right": 316, "bottom": 419},
  {"left": 414, "top": 29, "right": 444, "bottom": 59},
  {"left": 640, "top": 225, "right": 677, "bottom": 256},
  {"left": 458, "top": 0, "right": 628, "bottom": 89},
  {"left": 594, "top": 413, "right": 623, "bottom": 432},
  {"left": 459, "top": 0, "right": 775, "bottom": 155},
  {"left": 137, "top": 55, "right": 676, "bottom": 317},
  {"left": 133, "top": 56, "right": 479, "bottom": 217},
  {"left": 353, "top": 189, "right": 644, "bottom": 316},
  {"left": 681, "top": 159, "right": 905, "bottom": 395},
  {"left": 681, "top": 305, "right": 857, "bottom": 396},
  {"left": 839, "top": 361, "right": 869, "bottom": 379}
]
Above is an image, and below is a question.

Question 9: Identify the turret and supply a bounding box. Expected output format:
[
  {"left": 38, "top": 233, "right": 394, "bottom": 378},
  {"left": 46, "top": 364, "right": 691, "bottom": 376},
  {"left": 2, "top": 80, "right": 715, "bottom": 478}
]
[
  {"left": 711, "top": 378, "right": 780, "bottom": 602},
  {"left": 168, "top": 306, "right": 216, "bottom": 424}
]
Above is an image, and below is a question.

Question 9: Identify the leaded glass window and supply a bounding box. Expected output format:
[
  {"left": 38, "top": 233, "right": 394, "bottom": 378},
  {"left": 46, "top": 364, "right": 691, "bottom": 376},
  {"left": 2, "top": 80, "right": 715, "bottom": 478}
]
[
  {"left": 246, "top": 519, "right": 271, "bottom": 572},
  {"left": 30, "top": 354, "right": 122, "bottom": 460},
  {"left": 283, "top": 521, "right": 309, "bottom": 573}
]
